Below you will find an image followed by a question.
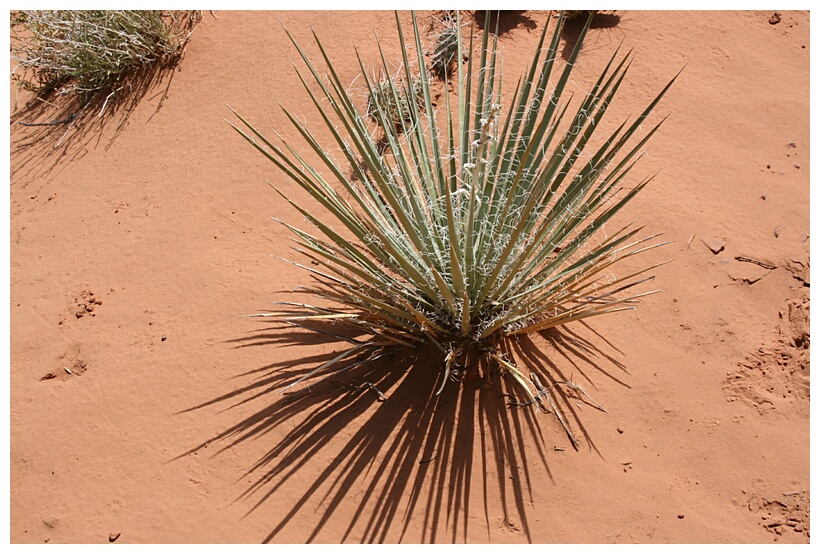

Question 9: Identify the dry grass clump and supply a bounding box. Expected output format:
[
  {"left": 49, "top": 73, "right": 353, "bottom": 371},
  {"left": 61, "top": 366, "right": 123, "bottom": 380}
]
[
  {"left": 10, "top": 10, "right": 201, "bottom": 98},
  {"left": 365, "top": 72, "right": 425, "bottom": 133},
  {"left": 563, "top": 10, "right": 597, "bottom": 22},
  {"left": 430, "top": 22, "right": 461, "bottom": 79}
]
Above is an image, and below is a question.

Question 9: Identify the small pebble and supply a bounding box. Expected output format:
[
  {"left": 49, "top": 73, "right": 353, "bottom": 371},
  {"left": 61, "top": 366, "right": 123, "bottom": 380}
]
[
  {"left": 761, "top": 192, "right": 767, "bottom": 200},
  {"left": 617, "top": 427, "right": 624, "bottom": 434},
  {"left": 701, "top": 237, "right": 726, "bottom": 254},
  {"left": 774, "top": 227, "right": 781, "bottom": 238},
  {"left": 109, "top": 532, "right": 121, "bottom": 542},
  {"left": 161, "top": 335, "right": 167, "bottom": 342},
  {"left": 43, "top": 517, "right": 58, "bottom": 528},
  {"left": 678, "top": 514, "right": 685, "bottom": 519}
]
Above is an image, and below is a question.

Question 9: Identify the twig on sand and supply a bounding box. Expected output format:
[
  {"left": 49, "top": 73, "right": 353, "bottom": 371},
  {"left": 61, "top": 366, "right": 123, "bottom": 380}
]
[{"left": 734, "top": 256, "right": 777, "bottom": 270}]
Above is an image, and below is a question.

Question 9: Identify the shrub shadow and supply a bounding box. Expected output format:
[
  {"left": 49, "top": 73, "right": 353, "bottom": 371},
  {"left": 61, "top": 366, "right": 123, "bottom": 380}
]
[
  {"left": 473, "top": 11, "right": 538, "bottom": 36},
  {"left": 10, "top": 34, "right": 194, "bottom": 185},
  {"left": 561, "top": 12, "right": 623, "bottom": 60},
  {"left": 176, "top": 319, "right": 629, "bottom": 543}
]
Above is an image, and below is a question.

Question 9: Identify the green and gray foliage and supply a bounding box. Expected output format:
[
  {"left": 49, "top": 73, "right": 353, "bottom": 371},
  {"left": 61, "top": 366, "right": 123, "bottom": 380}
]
[
  {"left": 10, "top": 10, "right": 201, "bottom": 96},
  {"left": 231, "top": 12, "right": 675, "bottom": 445},
  {"left": 365, "top": 72, "right": 425, "bottom": 133},
  {"left": 431, "top": 22, "right": 461, "bottom": 79}
]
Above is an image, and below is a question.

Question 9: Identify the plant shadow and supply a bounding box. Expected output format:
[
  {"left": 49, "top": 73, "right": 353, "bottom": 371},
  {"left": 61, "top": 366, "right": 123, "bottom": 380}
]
[
  {"left": 473, "top": 11, "right": 539, "bottom": 36},
  {"left": 10, "top": 46, "right": 189, "bottom": 185},
  {"left": 176, "top": 319, "right": 629, "bottom": 543},
  {"left": 561, "top": 12, "right": 623, "bottom": 60}
]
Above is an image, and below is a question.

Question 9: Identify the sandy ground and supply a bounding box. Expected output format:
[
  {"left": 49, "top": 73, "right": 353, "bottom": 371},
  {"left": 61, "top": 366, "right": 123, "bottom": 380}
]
[{"left": 8, "top": 10, "right": 810, "bottom": 543}]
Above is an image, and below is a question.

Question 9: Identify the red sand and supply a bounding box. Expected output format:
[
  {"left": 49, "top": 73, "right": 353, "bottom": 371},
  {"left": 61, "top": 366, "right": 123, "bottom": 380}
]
[{"left": 9, "top": 10, "right": 810, "bottom": 543}]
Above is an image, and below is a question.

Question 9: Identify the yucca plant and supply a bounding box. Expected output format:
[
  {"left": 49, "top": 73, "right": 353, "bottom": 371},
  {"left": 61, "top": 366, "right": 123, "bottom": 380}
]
[{"left": 230, "top": 11, "right": 675, "bottom": 445}]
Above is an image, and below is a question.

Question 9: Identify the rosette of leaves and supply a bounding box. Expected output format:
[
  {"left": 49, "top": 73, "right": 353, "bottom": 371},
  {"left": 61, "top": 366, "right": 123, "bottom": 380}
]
[{"left": 230, "top": 11, "right": 676, "bottom": 445}]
